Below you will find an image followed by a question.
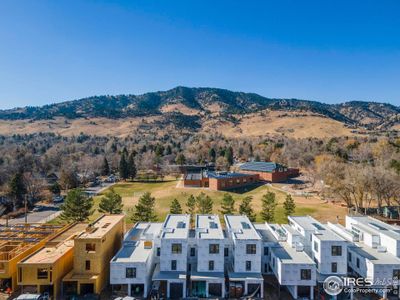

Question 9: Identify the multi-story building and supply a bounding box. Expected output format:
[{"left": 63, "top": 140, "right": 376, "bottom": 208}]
[
  {"left": 110, "top": 221, "right": 162, "bottom": 298},
  {"left": 62, "top": 215, "right": 124, "bottom": 296},
  {"left": 189, "top": 214, "right": 225, "bottom": 298},
  {"left": 152, "top": 214, "right": 190, "bottom": 298},
  {"left": 17, "top": 223, "right": 87, "bottom": 298},
  {"left": 0, "top": 224, "right": 64, "bottom": 293},
  {"left": 224, "top": 215, "right": 264, "bottom": 298}
]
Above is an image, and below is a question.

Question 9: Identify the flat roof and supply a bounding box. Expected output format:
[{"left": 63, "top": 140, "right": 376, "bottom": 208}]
[
  {"left": 289, "top": 216, "right": 344, "bottom": 241},
  {"left": 124, "top": 222, "right": 163, "bottom": 241},
  {"left": 207, "top": 171, "right": 254, "bottom": 179},
  {"left": 76, "top": 215, "right": 124, "bottom": 239},
  {"left": 239, "top": 162, "right": 284, "bottom": 173},
  {"left": 161, "top": 214, "right": 190, "bottom": 239},
  {"left": 224, "top": 215, "right": 261, "bottom": 240},
  {"left": 112, "top": 240, "right": 152, "bottom": 263},
  {"left": 349, "top": 242, "right": 400, "bottom": 265},
  {"left": 348, "top": 216, "right": 400, "bottom": 240},
  {"left": 21, "top": 239, "right": 74, "bottom": 264},
  {"left": 253, "top": 223, "right": 278, "bottom": 243},
  {"left": 271, "top": 242, "right": 315, "bottom": 265},
  {"left": 196, "top": 215, "right": 224, "bottom": 239},
  {"left": 152, "top": 264, "right": 186, "bottom": 281}
]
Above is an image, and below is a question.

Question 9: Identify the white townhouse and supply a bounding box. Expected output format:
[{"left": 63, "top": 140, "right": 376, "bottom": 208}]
[
  {"left": 328, "top": 216, "right": 400, "bottom": 298},
  {"left": 152, "top": 214, "right": 190, "bottom": 299},
  {"left": 224, "top": 215, "right": 264, "bottom": 298},
  {"left": 262, "top": 223, "right": 317, "bottom": 300},
  {"left": 188, "top": 214, "right": 225, "bottom": 298},
  {"left": 110, "top": 222, "right": 162, "bottom": 297},
  {"left": 288, "top": 216, "right": 348, "bottom": 281}
]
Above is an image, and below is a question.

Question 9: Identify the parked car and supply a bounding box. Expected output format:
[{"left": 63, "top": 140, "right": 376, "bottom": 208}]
[
  {"left": 53, "top": 195, "right": 64, "bottom": 203},
  {"left": 15, "top": 294, "right": 44, "bottom": 300}
]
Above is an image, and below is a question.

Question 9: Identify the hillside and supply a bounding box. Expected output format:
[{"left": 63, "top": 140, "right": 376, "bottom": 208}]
[{"left": 0, "top": 87, "right": 399, "bottom": 137}]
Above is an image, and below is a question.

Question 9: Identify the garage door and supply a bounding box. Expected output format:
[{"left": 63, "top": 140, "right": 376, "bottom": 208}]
[
  {"left": 208, "top": 283, "right": 222, "bottom": 297},
  {"left": 170, "top": 283, "right": 183, "bottom": 299}
]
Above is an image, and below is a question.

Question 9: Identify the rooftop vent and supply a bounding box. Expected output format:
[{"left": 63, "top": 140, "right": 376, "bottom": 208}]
[
  {"left": 241, "top": 222, "right": 251, "bottom": 230},
  {"left": 177, "top": 221, "right": 186, "bottom": 229},
  {"left": 377, "top": 245, "right": 387, "bottom": 253},
  {"left": 210, "top": 222, "right": 218, "bottom": 229}
]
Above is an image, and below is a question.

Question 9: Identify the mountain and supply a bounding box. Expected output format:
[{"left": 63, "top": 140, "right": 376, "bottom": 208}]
[{"left": 0, "top": 87, "right": 399, "bottom": 138}]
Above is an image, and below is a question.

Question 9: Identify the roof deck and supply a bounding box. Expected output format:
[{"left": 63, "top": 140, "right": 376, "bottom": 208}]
[
  {"left": 112, "top": 240, "right": 152, "bottom": 264},
  {"left": 195, "top": 215, "right": 224, "bottom": 239},
  {"left": 347, "top": 215, "right": 400, "bottom": 240},
  {"left": 289, "top": 216, "right": 344, "bottom": 241},
  {"left": 272, "top": 242, "right": 315, "bottom": 265},
  {"left": 124, "top": 222, "right": 163, "bottom": 242},
  {"left": 161, "top": 214, "right": 190, "bottom": 239},
  {"left": 224, "top": 215, "right": 261, "bottom": 240},
  {"left": 76, "top": 215, "right": 124, "bottom": 239}
]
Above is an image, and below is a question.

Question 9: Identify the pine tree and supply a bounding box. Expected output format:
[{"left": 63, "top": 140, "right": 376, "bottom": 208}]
[
  {"left": 9, "top": 171, "right": 26, "bottom": 209},
  {"left": 239, "top": 196, "right": 256, "bottom": 222},
  {"left": 283, "top": 194, "right": 296, "bottom": 217},
  {"left": 60, "top": 189, "right": 94, "bottom": 222},
  {"left": 98, "top": 189, "right": 123, "bottom": 214},
  {"left": 220, "top": 193, "right": 235, "bottom": 215},
  {"left": 131, "top": 192, "right": 158, "bottom": 223},
  {"left": 196, "top": 192, "right": 213, "bottom": 214},
  {"left": 225, "top": 146, "right": 234, "bottom": 166},
  {"left": 186, "top": 195, "right": 196, "bottom": 222},
  {"left": 101, "top": 157, "right": 110, "bottom": 176},
  {"left": 119, "top": 152, "right": 129, "bottom": 180},
  {"left": 260, "top": 191, "right": 277, "bottom": 222},
  {"left": 175, "top": 153, "right": 186, "bottom": 165},
  {"left": 128, "top": 152, "right": 137, "bottom": 180},
  {"left": 170, "top": 198, "right": 182, "bottom": 214}
]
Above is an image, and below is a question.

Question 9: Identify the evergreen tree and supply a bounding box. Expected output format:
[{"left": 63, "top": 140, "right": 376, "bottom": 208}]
[
  {"left": 9, "top": 171, "right": 26, "bottom": 209},
  {"left": 170, "top": 198, "right": 182, "bottom": 214},
  {"left": 49, "top": 182, "right": 61, "bottom": 195},
  {"left": 225, "top": 146, "right": 234, "bottom": 166},
  {"left": 60, "top": 189, "right": 94, "bottom": 222},
  {"left": 196, "top": 192, "right": 213, "bottom": 214},
  {"left": 98, "top": 189, "right": 123, "bottom": 214},
  {"left": 260, "top": 191, "right": 277, "bottom": 222},
  {"left": 119, "top": 152, "right": 129, "bottom": 180},
  {"left": 175, "top": 153, "right": 186, "bottom": 165},
  {"left": 131, "top": 192, "right": 157, "bottom": 222},
  {"left": 239, "top": 196, "right": 256, "bottom": 222},
  {"left": 209, "top": 148, "right": 216, "bottom": 163},
  {"left": 186, "top": 194, "right": 196, "bottom": 222},
  {"left": 101, "top": 156, "right": 110, "bottom": 176},
  {"left": 283, "top": 194, "right": 296, "bottom": 217},
  {"left": 220, "top": 193, "right": 235, "bottom": 215},
  {"left": 128, "top": 152, "right": 137, "bottom": 180}
]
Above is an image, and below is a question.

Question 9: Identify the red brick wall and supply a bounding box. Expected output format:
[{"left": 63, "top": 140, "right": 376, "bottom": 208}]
[
  {"left": 240, "top": 169, "right": 299, "bottom": 183},
  {"left": 209, "top": 174, "right": 259, "bottom": 191}
]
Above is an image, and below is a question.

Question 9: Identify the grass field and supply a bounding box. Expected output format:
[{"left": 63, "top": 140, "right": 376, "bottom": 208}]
[{"left": 50, "top": 179, "right": 347, "bottom": 225}]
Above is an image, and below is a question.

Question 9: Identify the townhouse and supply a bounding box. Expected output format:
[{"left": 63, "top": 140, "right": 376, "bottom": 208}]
[
  {"left": 224, "top": 215, "right": 264, "bottom": 298},
  {"left": 110, "top": 222, "right": 163, "bottom": 298},
  {"left": 152, "top": 214, "right": 190, "bottom": 299}
]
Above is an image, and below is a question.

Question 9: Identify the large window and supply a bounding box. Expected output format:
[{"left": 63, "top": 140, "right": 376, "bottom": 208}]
[
  {"left": 331, "top": 246, "right": 342, "bottom": 256},
  {"left": 209, "top": 244, "right": 220, "bottom": 254},
  {"left": 245, "top": 261, "right": 251, "bottom": 271},
  {"left": 246, "top": 244, "right": 257, "bottom": 254},
  {"left": 171, "top": 243, "right": 182, "bottom": 254},
  {"left": 85, "top": 243, "right": 96, "bottom": 252},
  {"left": 126, "top": 267, "right": 136, "bottom": 278},
  {"left": 300, "top": 269, "right": 311, "bottom": 280},
  {"left": 171, "top": 260, "right": 177, "bottom": 271},
  {"left": 331, "top": 263, "right": 337, "bottom": 273},
  {"left": 37, "top": 268, "right": 48, "bottom": 279},
  {"left": 209, "top": 261, "right": 214, "bottom": 271}
]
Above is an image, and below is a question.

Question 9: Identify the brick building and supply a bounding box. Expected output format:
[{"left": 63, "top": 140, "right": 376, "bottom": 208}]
[{"left": 239, "top": 162, "right": 299, "bottom": 183}]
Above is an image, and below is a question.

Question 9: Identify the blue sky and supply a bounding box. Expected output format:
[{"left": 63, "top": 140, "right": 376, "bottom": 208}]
[{"left": 0, "top": 0, "right": 399, "bottom": 109}]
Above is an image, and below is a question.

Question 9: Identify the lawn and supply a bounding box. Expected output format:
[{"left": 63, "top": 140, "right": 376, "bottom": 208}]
[{"left": 50, "top": 179, "right": 347, "bottom": 225}]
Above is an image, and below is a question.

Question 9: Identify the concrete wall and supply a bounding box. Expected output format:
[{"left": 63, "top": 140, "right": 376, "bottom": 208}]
[
  {"left": 160, "top": 238, "right": 188, "bottom": 272},
  {"left": 196, "top": 239, "right": 224, "bottom": 272},
  {"left": 232, "top": 239, "right": 262, "bottom": 273},
  {"left": 208, "top": 174, "right": 259, "bottom": 191}
]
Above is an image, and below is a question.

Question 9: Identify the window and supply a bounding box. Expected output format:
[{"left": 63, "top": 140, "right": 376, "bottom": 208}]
[
  {"left": 126, "top": 267, "right": 136, "bottom": 278},
  {"left": 171, "top": 243, "right": 182, "bottom": 254},
  {"left": 331, "top": 263, "right": 337, "bottom": 273},
  {"left": 331, "top": 246, "right": 342, "bottom": 256},
  {"left": 264, "top": 247, "right": 269, "bottom": 256},
  {"left": 157, "top": 247, "right": 160, "bottom": 257},
  {"left": 209, "top": 244, "right": 219, "bottom": 254},
  {"left": 171, "top": 260, "right": 177, "bottom": 271},
  {"left": 85, "top": 260, "right": 91, "bottom": 271},
  {"left": 209, "top": 261, "right": 214, "bottom": 271},
  {"left": 348, "top": 252, "right": 352, "bottom": 262},
  {"left": 85, "top": 243, "right": 96, "bottom": 252},
  {"left": 313, "top": 241, "right": 319, "bottom": 252},
  {"left": 18, "top": 267, "right": 22, "bottom": 282},
  {"left": 356, "top": 258, "right": 360, "bottom": 268},
  {"left": 246, "top": 244, "right": 257, "bottom": 254},
  {"left": 190, "top": 247, "right": 196, "bottom": 257},
  {"left": 393, "top": 270, "right": 400, "bottom": 280},
  {"left": 224, "top": 248, "right": 229, "bottom": 257},
  {"left": 301, "top": 269, "right": 311, "bottom": 280},
  {"left": 37, "top": 268, "right": 48, "bottom": 279},
  {"left": 245, "top": 261, "right": 251, "bottom": 271}
]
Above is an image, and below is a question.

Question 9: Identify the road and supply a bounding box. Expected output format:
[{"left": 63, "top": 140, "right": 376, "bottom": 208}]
[{"left": 0, "top": 182, "right": 115, "bottom": 225}]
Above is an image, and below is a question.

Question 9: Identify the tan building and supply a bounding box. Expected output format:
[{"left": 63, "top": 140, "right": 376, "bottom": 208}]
[
  {"left": 17, "top": 223, "right": 87, "bottom": 298},
  {"left": 62, "top": 215, "right": 125, "bottom": 296},
  {"left": 0, "top": 223, "right": 65, "bottom": 293}
]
